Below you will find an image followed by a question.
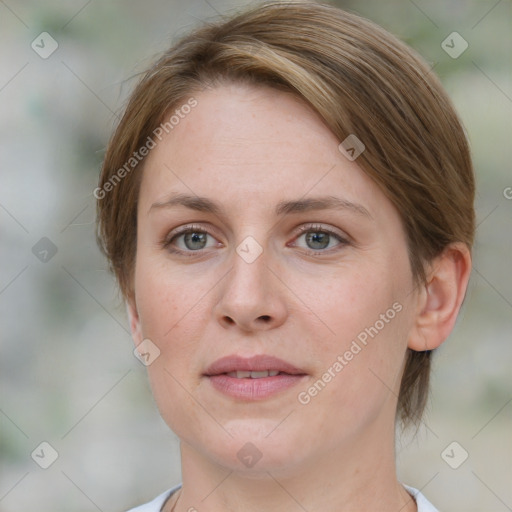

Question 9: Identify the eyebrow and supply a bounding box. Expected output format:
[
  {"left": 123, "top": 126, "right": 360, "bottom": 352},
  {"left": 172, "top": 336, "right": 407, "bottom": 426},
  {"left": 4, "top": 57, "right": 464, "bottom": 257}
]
[{"left": 149, "top": 193, "right": 372, "bottom": 219}]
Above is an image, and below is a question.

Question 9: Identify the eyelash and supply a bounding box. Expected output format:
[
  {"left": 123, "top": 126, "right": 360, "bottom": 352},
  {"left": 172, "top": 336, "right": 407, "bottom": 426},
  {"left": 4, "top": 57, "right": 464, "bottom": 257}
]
[{"left": 163, "top": 223, "right": 350, "bottom": 258}]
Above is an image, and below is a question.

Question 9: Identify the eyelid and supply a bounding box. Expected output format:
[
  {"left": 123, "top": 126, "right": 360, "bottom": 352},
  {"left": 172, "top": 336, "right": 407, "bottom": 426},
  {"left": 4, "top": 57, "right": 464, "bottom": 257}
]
[
  {"left": 165, "top": 223, "right": 220, "bottom": 242},
  {"left": 292, "top": 223, "right": 350, "bottom": 241}
]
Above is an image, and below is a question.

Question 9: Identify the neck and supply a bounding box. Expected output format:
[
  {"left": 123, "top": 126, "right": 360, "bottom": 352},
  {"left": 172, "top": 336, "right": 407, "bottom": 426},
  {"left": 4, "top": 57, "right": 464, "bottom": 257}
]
[{"left": 168, "top": 416, "right": 417, "bottom": 512}]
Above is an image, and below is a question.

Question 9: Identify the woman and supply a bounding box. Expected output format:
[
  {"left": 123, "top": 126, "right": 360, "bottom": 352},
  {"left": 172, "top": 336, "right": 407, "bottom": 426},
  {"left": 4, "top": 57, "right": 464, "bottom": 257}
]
[{"left": 96, "top": 1, "right": 474, "bottom": 510}]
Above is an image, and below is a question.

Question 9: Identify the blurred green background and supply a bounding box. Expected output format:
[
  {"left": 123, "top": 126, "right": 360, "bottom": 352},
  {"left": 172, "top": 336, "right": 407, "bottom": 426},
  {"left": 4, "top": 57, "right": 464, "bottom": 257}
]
[{"left": 1, "top": 0, "right": 510, "bottom": 510}]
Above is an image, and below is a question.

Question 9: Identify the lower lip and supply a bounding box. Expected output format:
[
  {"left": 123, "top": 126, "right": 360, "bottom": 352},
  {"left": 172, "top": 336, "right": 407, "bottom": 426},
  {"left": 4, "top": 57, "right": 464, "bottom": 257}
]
[{"left": 206, "top": 374, "right": 307, "bottom": 400}]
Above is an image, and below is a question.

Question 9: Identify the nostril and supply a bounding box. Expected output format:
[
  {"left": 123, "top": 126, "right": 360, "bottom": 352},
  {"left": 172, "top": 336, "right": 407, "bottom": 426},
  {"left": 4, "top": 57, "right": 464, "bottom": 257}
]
[{"left": 259, "top": 315, "right": 271, "bottom": 322}]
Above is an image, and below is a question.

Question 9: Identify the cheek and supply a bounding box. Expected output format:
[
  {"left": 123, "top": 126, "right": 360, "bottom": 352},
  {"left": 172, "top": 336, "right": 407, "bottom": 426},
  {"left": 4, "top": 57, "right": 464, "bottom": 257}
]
[
  {"left": 133, "top": 258, "right": 213, "bottom": 436},
  {"left": 314, "top": 267, "right": 394, "bottom": 345},
  {"left": 133, "top": 248, "right": 211, "bottom": 340},
  {"left": 146, "top": 360, "right": 209, "bottom": 444},
  {"left": 133, "top": 254, "right": 204, "bottom": 388},
  {"left": 304, "top": 263, "right": 411, "bottom": 408}
]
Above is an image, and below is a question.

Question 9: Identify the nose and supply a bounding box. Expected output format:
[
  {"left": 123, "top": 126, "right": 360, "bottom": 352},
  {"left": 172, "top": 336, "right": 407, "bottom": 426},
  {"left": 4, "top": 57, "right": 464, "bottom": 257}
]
[{"left": 214, "top": 243, "right": 288, "bottom": 332}]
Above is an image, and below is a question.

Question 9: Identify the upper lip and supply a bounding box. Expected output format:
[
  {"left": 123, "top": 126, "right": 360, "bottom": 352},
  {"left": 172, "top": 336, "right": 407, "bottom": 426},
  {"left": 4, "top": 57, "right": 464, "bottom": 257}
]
[{"left": 204, "top": 355, "right": 307, "bottom": 376}]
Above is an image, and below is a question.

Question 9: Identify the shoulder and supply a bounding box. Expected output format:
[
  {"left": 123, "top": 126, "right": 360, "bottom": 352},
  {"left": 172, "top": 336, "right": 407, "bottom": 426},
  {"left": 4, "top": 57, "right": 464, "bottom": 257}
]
[
  {"left": 404, "top": 485, "right": 440, "bottom": 512},
  {"left": 125, "top": 484, "right": 182, "bottom": 512}
]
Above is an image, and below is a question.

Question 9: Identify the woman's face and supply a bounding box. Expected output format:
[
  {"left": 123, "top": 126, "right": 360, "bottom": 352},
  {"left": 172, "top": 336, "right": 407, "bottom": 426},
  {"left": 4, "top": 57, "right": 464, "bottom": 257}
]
[{"left": 129, "top": 82, "right": 419, "bottom": 476}]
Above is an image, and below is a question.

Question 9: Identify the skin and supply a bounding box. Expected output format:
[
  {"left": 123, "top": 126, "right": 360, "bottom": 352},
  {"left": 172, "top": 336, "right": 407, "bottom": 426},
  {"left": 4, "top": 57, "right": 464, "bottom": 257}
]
[{"left": 127, "top": 82, "right": 471, "bottom": 512}]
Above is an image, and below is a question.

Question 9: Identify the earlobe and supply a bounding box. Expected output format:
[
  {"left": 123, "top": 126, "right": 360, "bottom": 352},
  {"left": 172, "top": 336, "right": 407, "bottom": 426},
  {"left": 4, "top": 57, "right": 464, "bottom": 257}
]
[
  {"left": 408, "top": 243, "right": 472, "bottom": 352},
  {"left": 126, "top": 298, "right": 143, "bottom": 346}
]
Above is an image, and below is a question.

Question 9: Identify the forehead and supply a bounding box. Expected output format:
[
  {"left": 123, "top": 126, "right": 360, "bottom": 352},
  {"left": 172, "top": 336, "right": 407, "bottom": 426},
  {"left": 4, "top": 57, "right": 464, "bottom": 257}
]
[{"left": 138, "top": 83, "right": 388, "bottom": 219}]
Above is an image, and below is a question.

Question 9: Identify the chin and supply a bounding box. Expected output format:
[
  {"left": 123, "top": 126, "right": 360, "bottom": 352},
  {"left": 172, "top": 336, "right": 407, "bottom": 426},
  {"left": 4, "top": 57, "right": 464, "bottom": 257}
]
[{"left": 199, "top": 421, "right": 310, "bottom": 476}]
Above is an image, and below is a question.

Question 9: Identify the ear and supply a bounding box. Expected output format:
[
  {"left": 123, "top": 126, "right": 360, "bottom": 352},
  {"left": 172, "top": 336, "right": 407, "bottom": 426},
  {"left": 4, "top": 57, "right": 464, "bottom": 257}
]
[
  {"left": 408, "top": 243, "right": 472, "bottom": 352},
  {"left": 126, "top": 297, "right": 144, "bottom": 347}
]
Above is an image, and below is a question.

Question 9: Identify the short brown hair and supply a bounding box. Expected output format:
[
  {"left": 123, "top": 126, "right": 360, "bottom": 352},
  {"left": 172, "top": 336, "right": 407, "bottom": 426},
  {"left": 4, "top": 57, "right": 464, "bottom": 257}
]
[{"left": 96, "top": 0, "right": 475, "bottom": 426}]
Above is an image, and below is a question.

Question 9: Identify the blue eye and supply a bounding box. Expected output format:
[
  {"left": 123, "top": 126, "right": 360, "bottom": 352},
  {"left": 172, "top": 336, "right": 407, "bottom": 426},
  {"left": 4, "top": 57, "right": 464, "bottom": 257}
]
[
  {"left": 178, "top": 231, "right": 210, "bottom": 250},
  {"left": 165, "top": 225, "right": 218, "bottom": 255},
  {"left": 293, "top": 225, "right": 347, "bottom": 253}
]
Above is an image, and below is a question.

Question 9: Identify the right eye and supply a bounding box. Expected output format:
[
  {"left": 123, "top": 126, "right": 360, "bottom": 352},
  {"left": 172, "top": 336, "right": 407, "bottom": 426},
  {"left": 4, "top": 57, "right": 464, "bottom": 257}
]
[{"left": 164, "top": 225, "right": 221, "bottom": 256}]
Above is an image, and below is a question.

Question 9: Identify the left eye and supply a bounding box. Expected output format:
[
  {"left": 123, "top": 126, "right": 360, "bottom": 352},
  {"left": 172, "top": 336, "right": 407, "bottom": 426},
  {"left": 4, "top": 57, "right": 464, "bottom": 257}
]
[{"left": 293, "top": 227, "right": 345, "bottom": 252}]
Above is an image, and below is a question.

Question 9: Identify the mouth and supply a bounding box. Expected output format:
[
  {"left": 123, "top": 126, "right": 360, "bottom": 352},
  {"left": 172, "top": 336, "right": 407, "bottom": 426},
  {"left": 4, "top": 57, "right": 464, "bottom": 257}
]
[
  {"left": 203, "top": 355, "right": 308, "bottom": 400},
  {"left": 224, "top": 370, "right": 284, "bottom": 378},
  {"left": 204, "top": 354, "right": 306, "bottom": 376}
]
